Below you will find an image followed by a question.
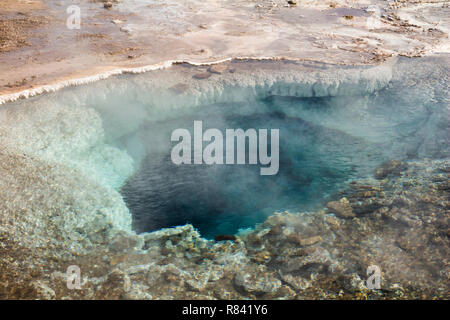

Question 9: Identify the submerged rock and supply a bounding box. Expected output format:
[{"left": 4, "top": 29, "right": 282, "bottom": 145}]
[
  {"left": 374, "top": 160, "right": 407, "bottom": 180},
  {"left": 280, "top": 248, "right": 331, "bottom": 275},
  {"left": 279, "top": 273, "right": 311, "bottom": 291},
  {"left": 326, "top": 198, "right": 355, "bottom": 219},
  {"left": 287, "top": 234, "right": 322, "bottom": 246},
  {"left": 209, "top": 64, "right": 228, "bottom": 74}
]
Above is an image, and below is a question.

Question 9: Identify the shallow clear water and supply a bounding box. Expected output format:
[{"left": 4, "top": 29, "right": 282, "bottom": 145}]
[{"left": 121, "top": 80, "right": 449, "bottom": 238}]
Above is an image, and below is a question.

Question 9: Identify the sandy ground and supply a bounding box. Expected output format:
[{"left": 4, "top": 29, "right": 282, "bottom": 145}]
[{"left": 0, "top": 0, "right": 448, "bottom": 97}]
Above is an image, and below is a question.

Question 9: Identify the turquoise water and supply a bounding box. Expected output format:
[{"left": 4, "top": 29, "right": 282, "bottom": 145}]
[
  {"left": 0, "top": 57, "right": 447, "bottom": 239},
  {"left": 121, "top": 80, "right": 449, "bottom": 238}
]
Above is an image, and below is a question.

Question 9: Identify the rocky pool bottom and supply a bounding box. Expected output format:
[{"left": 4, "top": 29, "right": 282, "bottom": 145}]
[
  {"left": 1, "top": 157, "right": 448, "bottom": 299},
  {"left": 0, "top": 56, "right": 448, "bottom": 299}
]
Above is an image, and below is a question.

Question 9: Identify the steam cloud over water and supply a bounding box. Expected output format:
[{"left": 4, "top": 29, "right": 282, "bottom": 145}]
[
  {"left": 121, "top": 76, "right": 449, "bottom": 237},
  {"left": 0, "top": 57, "right": 447, "bottom": 238}
]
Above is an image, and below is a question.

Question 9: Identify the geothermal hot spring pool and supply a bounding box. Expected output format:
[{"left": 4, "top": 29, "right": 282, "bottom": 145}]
[{"left": 0, "top": 57, "right": 448, "bottom": 239}]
